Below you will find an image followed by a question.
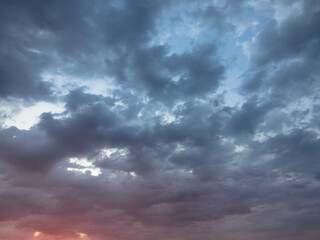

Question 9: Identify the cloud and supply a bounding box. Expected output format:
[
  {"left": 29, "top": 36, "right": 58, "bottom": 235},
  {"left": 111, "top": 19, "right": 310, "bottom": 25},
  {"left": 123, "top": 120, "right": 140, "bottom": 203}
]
[{"left": 0, "top": 1, "right": 320, "bottom": 240}]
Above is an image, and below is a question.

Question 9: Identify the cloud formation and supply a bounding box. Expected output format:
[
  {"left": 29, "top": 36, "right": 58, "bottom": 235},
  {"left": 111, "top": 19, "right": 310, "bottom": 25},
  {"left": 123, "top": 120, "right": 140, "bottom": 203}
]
[{"left": 0, "top": 0, "right": 320, "bottom": 239}]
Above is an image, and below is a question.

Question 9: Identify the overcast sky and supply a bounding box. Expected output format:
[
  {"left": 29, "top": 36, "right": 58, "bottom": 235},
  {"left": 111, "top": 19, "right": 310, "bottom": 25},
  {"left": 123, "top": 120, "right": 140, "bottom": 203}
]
[{"left": 0, "top": 0, "right": 320, "bottom": 239}]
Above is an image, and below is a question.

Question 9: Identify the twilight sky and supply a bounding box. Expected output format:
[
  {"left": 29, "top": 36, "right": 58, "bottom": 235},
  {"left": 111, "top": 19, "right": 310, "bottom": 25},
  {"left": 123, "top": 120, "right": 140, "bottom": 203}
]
[{"left": 0, "top": 0, "right": 320, "bottom": 239}]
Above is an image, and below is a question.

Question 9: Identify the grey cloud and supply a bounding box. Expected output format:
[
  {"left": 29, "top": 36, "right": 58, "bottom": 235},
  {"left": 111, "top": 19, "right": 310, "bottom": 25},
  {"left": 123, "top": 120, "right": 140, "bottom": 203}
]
[
  {"left": 0, "top": 0, "right": 228, "bottom": 103},
  {"left": 226, "top": 98, "right": 273, "bottom": 136},
  {"left": 0, "top": 0, "right": 168, "bottom": 99},
  {"left": 108, "top": 43, "right": 225, "bottom": 103},
  {"left": 261, "top": 130, "right": 320, "bottom": 174},
  {"left": 250, "top": 2, "right": 320, "bottom": 66}
]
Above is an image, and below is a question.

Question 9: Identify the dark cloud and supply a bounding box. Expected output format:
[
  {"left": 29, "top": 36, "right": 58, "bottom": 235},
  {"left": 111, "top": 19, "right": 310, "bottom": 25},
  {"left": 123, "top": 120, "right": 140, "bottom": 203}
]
[
  {"left": 250, "top": 2, "right": 320, "bottom": 66},
  {"left": 242, "top": 0, "right": 320, "bottom": 100},
  {"left": 107, "top": 43, "right": 225, "bottom": 103},
  {"left": 226, "top": 97, "right": 272, "bottom": 136}
]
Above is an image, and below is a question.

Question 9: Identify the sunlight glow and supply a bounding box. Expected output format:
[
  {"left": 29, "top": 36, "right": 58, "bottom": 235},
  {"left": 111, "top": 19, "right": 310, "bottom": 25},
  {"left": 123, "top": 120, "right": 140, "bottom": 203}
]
[
  {"left": 78, "top": 232, "right": 88, "bottom": 238},
  {"left": 34, "top": 231, "right": 42, "bottom": 237}
]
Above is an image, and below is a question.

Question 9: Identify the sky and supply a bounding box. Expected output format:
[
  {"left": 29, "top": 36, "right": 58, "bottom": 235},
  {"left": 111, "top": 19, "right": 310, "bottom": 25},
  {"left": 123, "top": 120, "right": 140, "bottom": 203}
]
[{"left": 0, "top": 0, "right": 320, "bottom": 239}]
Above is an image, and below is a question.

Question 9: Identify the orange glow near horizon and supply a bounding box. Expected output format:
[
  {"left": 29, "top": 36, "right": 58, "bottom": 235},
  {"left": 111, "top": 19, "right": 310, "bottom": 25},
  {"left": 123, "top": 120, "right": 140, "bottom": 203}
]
[
  {"left": 34, "top": 231, "right": 42, "bottom": 237},
  {"left": 79, "top": 232, "right": 88, "bottom": 238}
]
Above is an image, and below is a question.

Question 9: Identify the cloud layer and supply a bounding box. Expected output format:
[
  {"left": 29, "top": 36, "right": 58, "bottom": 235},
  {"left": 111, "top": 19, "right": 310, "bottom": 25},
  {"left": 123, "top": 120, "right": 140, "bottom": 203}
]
[{"left": 0, "top": 0, "right": 320, "bottom": 239}]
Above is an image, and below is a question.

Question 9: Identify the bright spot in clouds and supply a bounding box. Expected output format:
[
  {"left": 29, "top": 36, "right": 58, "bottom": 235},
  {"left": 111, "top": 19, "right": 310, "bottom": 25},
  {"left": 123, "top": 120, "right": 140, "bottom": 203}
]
[
  {"left": 2, "top": 102, "right": 65, "bottom": 130},
  {"left": 130, "top": 171, "right": 137, "bottom": 177},
  {"left": 234, "top": 145, "right": 246, "bottom": 153},
  {"left": 78, "top": 232, "right": 88, "bottom": 238},
  {"left": 34, "top": 231, "right": 41, "bottom": 237},
  {"left": 42, "top": 73, "right": 116, "bottom": 97},
  {"left": 68, "top": 157, "right": 101, "bottom": 176},
  {"left": 101, "top": 148, "right": 128, "bottom": 158}
]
